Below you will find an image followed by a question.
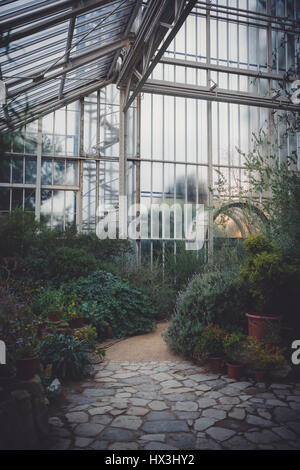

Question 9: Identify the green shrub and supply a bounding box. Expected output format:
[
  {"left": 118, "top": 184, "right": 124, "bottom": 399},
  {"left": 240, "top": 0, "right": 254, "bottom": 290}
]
[
  {"left": 240, "top": 235, "right": 300, "bottom": 316},
  {"left": 63, "top": 270, "right": 156, "bottom": 340},
  {"left": 106, "top": 260, "right": 176, "bottom": 320},
  {"left": 164, "top": 270, "right": 249, "bottom": 357},
  {"left": 39, "top": 334, "right": 91, "bottom": 380}
]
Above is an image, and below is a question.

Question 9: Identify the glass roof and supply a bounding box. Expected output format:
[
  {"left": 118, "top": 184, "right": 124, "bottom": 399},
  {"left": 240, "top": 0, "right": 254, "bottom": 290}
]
[{"left": 0, "top": 0, "right": 139, "bottom": 122}]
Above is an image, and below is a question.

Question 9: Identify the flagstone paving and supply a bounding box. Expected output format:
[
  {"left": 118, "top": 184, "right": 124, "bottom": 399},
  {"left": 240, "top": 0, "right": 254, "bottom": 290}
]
[{"left": 48, "top": 360, "right": 300, "bottom": 450}]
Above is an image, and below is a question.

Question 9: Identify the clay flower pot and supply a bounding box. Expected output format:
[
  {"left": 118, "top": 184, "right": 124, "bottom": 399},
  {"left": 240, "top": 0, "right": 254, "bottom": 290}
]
[
  {"left": 0, "top": 372, "right": 16, "bottom": 401},
  {"left": 208, "top": 356, "right": 224, "bottom": 374},
  {"left": 253, "top": 369, "right": 266, "bottom": 382},
  {"left": 245, "top": 313, "right": 281, "bottom": 341},
  {"left": 16, "top": 356, "right": 39, "bottom": 381},
  {"left": 226, "top": 362, "right": 243, "bottom": 380}
]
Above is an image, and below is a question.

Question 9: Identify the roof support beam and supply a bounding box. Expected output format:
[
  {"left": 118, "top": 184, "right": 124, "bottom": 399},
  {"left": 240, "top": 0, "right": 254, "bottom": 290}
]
[
  {"left": 58, "top": 15, "right": 76, "bottom": 100},
  {"left": 1, "top": 78, "right": 113, "bottom": 132},
  {"left": 122, "top": 0, "right": 197, "bottom": 112},
  {"left": 143, "top": 79, "right": 300, "bottom": 112},
  {"left": 0, "top": 0, "right": 114, "bottom": 41},
  {"left": 7, "top": 38, "right": 129, "bottom": 99}
]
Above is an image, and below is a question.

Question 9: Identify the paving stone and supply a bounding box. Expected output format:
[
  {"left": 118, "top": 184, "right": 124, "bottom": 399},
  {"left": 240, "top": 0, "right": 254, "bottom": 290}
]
[
  {"left": 206, "top": 427, "right": 236, "bottom": 442},
  {"left": 202, "top": 409, "right": 227, "bottom": 420},
  {"left": 228, "top": 408, "right": 246, "bottom": 420},
  {"left": 223, "top": 436, "right": 256, "bottom": 450},
  {"left": 183, "top": 380, "right": 199, "bottom": 388},
  {"left": 65, "top": 411, "right": 88, "bottom": 424},
  {"left": 111, "top": 415, "right": 142, "bottom": 430},
  {"left": 172, "top": 401, "right": 198, "bottom": 412},
  {"left": 189, "top": 374, "right": 218, "bottom": 382},
  {"left": 273, "top": 426, "right": 297, "bottom": 441},
  {"left": 194, "top": 417, "right": 216, "bottom": 431},
  {"left": 129, "top": 398, "right": 150, "bottom": 407},
  {"left": 100, "top": 428, "right": 135, "bottom": 442},
  {"left": 89, "top": 440, "right": 109, "bottom": 450},
  {"left": 161, "top": 379, "right": 183, "bottom": 389},
  {"left": 286, "top": 421, "right": 300, "bottom": 434},
  {"left": 139, "top": 434, "right": 166, "bottom": 442},
  {"left": 110, "top": 409, "right": 125, "bottom": 416},
  {"left": 246, "top": 415, "right": 273, "bottom": 427},
  {"left": 174, "top": 411, "right": 200, "bottom": 420},
  {"left": 149, "top": 400, "right": 168, "bottom": 411},
  {"left": 245, "top": 430, "right": 280, "bottom": 444},
  {"left": 257, "top": 409, "right": 272, "bottom": 420},
  {"left": 82, "top": 388, "right": 114, "bottom": 397},
  {"left": 219, "top": 397, "right": 240, "bottom": 405},
  {"left": 142, "top": 420, "right": 189, "bottom": 433},
  {"left": 74, "top": 437, "right": 94, "bottom": 448},
  {"left": 146, "top": 411, "right": 175, "bottom": 421},
  {"left": 166, "top": 432, "right": 196, "bottom": 449},
  {"left": 108, "top": 442, "right": 139, "bottom": 450},
  {"left": 113, "top": 372, "right": 139, "bottom": 379},
  {"left": 151, "top": 373, "right": 173, "bottom": 382},
  {"left": 90, "top": 415, "right": 112, "bottom": 425},
  {"left": 126, "top": 406, "right": 149, "bottom": 416},
  {"left": 74, "top": 423, "right": 104, "bottom": 437},
  {"left": 265, "top": 399, "right": 288, "bottom": 407},
  {"left": 197, "top": 398, "right": 217, "bottom": 408},
  {"left": 195, "top": 438, "right": 222, "bottom": 450},
  {"left": 273, "top": 407, "right": 299, "bottom": 423},
  {"left": 88, "top": 406, "right": 112, "bottom": 415},
  {"left": 196, "top": 384, "right": 212, "bottom": 392},
  {"left": 144, "top": 442, "right": 178, "bottom": 450}
]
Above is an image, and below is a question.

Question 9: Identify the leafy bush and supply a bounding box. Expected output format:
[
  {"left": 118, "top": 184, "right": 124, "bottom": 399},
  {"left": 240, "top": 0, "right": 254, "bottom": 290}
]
[
  {"left": 164, "top": 270, "right": 249, "bottom": 357},
  {"left": 39, "top": 334, "right": 91, "bottom": 380},
  {"left": 193, "top": 324, "right": 226, "bottom": 360},
  {"left": 106, "top": 260, "right": 176, "bottom": 320},
  {"left": 247, "top": 338, "right": 286, "bottom": 371},
  {"left": 240, "top": 235, "right": 300, "bottom": 316},
  {"left": 63, "top": 270, "right": 156, "bottom": 339},
  {"left": 222, "top": 331, "right": 248, "bottom": 365}
]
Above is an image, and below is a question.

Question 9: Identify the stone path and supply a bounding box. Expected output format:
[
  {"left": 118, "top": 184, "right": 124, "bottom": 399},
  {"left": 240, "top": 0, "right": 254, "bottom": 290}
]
[{"left": 48, "top": 360, "right": 300, "bottom": 450}]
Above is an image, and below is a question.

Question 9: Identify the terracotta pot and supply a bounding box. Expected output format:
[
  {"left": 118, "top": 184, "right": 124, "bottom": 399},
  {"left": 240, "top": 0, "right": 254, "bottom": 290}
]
[
  {"left": 208, "top": 356, "right": 224, "bottom": 373},
  {"left": 0, "top": 372, "right": 16, "bottom": 401},
  {"left": 254, "top": 369, "right": 266, "bottom": 382},
  {"left": 70, "top": 317, "right": 85, "bottom": 328},
  {"left": 48, "top": 311, "right": 62, "bottom": 322},
  {"left": 245, "top": 313, "right": 281, "bottom": 340},
  {"left": 16, "top": 356, "right": 39, "bottom": 380},
  {"left": 226, "top": 362, "right": 243, "bottom": 380}
]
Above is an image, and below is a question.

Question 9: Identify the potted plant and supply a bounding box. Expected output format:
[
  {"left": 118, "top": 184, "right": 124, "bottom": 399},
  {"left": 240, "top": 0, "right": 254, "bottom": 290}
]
[
  {"left": 38, "top": 288, "right": 64, "bottom": 323},
  {"left": 240, "top": 235, "right": 299, "bottom": 341},
  {"left": 15, "top": 327, "right": 40, "bottom": 381},
  {"left": 0, "top": 352, "right": 16, "bottom": 401},
  {"left": 247, "top": 337, "right": 286, "bottom": 382},
  {"left": 223, "top": 332, "right": 247, "bottom": 379},
  {"left": 194, "top": 323, "right": 226, "bottom": 373}
]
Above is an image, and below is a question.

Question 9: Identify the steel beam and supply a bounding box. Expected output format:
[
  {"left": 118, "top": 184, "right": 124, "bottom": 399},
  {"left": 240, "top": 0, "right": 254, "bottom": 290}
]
[
  {"left": 142, "top": 79, "right": 300, "bottom": 112},
  {"left": 0, "top": 0, "right": 115, "bottom": 41},
  {"left": 58, "top": 16, "right": 76, "bottom": 100},
  {"left": 123, "top": 0, "right": 198, "bottom": 112},
  {"left": 7, "top": 38, "right": 129, "bottom": 99},
  {"left": 159, "top": 57, "right": 297, "bottom": 83}
]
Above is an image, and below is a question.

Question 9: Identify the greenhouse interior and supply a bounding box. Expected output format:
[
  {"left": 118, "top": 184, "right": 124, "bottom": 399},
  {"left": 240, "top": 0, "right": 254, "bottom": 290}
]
[{"left": 0, "top": 0, "right": 300, "bottom": 453}]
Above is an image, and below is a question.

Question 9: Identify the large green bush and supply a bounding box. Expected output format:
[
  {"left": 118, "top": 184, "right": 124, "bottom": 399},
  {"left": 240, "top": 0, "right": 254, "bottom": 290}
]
[
  {"left": 63, "top": 270, "right": 156, "bottom": 339},
  {"left": 165, "top": 270, "right": 249, "bottom": 357}
]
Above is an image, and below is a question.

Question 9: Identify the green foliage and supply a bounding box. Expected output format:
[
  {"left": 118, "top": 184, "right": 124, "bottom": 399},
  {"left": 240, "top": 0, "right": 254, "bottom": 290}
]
[
  {"left": 243, "top": 234, "right": 276, "bottom": 255},
  {"left": 247, "top": 338, "right": 286, "bottom": 371},
  {"left": 73, "top": 325, "right": 98, "bottom": 346},
  {"left": 106, "top": 260, "right": 176, "bottom": 320},
  {"left": 222, "top": 331, "right": 248, "bottom": 364},
  {"left": 47, "top": 246, "right": 98, "bottom": 284},
  {"left": 240, "top": 236, "right": 300, "bottom": 316},
  {"left": 63, "top": 270, "right": 156, "bottom": 340},
  {"left": 164, "top": 242, "right": 206, "bottom": 290},
  {"left": 193, "top": 324, "right": 226, "bottom": 359},
  {"left": 39, "top": 334, "right": 91, "bottom": 380},
  {"left": 165, "top": 269, "right": 249, "bottom": 357}
]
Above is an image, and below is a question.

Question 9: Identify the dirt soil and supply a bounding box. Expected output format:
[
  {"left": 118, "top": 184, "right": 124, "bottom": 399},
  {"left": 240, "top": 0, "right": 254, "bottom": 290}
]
[{"left": 101, "top": 322, "right": 183, "bottom": 362}]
